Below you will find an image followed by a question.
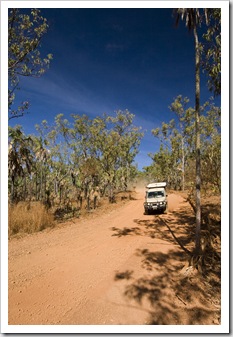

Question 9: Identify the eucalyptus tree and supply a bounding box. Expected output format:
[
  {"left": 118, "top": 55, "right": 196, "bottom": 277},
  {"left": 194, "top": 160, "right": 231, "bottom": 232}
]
[
  {"left": 32, "top": 135, "right": 50, "bottom": 201},
  {"left": 8, "top": 8, "right": 52, "bottom": 119},
  {"left": 200, "top": 102, "right": 221, "bottom": 192},
  {"left": 148, "top": 145, "right": 174, "bottom": 186},
  {"left": 100, "top": 110, "right": 143, "bottom": 196},
  {"left": 8, "top": 126, "right": 34, "bottom": 203},
  {"left": 174, "top": 8, "right": 209, "bottom": 255},
  {"left": 151, "top": 96, "right": 220, "bottom": 193},
  {"left": 152, "top": 96, "right": 195, "bottom": 190},
  {"left": 52, "top": 110, "right": 143, "bottom": 202},
  {"left": 201, "top": 9, "right": 221, "bottom": 96},
  {"left": 57, "top": 114, "right": 103, "bottom": 201},
  {"left": 35, "top": 119, "right": 70, "bottom": 204}
]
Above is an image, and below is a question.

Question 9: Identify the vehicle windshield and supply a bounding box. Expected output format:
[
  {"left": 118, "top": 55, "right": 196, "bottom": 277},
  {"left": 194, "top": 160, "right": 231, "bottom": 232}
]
[{"left": 147, "top": 191, "right": 164, "bottom": 198}]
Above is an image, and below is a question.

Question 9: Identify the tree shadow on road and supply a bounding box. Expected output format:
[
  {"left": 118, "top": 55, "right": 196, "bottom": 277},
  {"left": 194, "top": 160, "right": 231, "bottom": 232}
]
[
  {"left": 111, "top": 201, "right": 221, "bottom": 325},
  {"left": 114, "top": 248, "right": 220, "bottom": 325},
  {"left": 111, "top": 226, "right": 141, "bottom": 237},
  {"left": 110, "top": 203, "right": 196, "bottom": 252}
]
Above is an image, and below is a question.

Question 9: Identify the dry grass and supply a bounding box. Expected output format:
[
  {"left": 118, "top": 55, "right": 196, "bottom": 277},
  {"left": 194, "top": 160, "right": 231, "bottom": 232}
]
[
  {"left": 8, "top": 201, "right": 54, "bottom": 236},
  {"left": 8, "top": 191, "right": 136, "bottom": 236}
]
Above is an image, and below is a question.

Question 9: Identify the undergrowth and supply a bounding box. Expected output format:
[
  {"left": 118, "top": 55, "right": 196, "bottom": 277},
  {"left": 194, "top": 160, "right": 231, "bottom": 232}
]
[{"left": 8, "top": 201, "right": 54, "bottom": 236}]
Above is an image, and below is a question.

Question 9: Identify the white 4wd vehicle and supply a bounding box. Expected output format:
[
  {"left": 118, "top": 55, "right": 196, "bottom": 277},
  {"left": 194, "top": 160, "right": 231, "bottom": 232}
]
[{"left": 144, "top": 182, "right": 167, "bottom": 214}]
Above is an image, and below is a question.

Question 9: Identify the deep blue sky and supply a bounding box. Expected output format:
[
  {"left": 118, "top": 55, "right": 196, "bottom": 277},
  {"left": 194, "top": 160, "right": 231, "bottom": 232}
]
[{"left": 9, "top": 8, "right": 220, "bottom": 170}]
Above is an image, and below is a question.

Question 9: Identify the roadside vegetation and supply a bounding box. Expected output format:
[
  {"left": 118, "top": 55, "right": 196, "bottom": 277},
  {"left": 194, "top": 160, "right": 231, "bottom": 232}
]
[
  {"left": 8, "top": 201, "right": 54, "bottom": 236},
  {"left": 8, "top": 110, "right": 142, "bottom": 235},
  {"left": 8, "top": 8, "right": 221, "bottom": 279}
]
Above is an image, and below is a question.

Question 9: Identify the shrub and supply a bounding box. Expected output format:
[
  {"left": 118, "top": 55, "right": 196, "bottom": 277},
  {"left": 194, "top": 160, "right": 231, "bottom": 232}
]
[{"left": 8, "top": 201, "right": 54, "bottom": 236}]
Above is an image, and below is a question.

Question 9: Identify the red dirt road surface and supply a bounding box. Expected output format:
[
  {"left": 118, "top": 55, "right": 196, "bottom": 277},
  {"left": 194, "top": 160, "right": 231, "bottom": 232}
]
[{"left": 8, "top": 189, "right": 221, "bottom": 327}]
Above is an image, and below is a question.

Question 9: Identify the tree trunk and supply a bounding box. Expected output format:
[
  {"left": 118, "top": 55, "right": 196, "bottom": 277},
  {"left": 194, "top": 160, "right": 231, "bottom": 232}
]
[
  {"left": 10, "top": 175, "right": 15, "bottom": 204},
  {"left": 181, "top": 137, "right": 185, "bottom": 191},
  {"left": 87, "top": 196, "right": 90, "bottom": 211},
  {"left": 194, "top": 25, "right": 201, "bottom": 254},
  {"left": 35, "top": 171, "right": 38, "bottom": 200},
  {"left": 23, "top": 175, "right": 27, "bottom": 200},
  {"left": 40, "top": 165, "right": 43, "bottom": 201},
  {"left": 93, "top": 195, "right": 97, "bottom": 209}
]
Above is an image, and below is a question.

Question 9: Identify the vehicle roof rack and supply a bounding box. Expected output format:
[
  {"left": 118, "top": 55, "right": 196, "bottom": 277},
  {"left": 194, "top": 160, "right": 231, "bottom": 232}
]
[{"left": 146, "top": 182, "right": 167, "bottom": 189}]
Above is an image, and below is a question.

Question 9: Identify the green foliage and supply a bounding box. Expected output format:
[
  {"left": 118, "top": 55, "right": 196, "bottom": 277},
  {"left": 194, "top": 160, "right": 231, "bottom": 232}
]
[
  {"left": 8, "top": 8, "right": 52, "bottom": 119},
  {"left": 8, "top": 126, "right": 34, "bottom": 203},
  {"left": 200, "top": 103, "right": 221, "bottom": 191},
  {"left": 151, "top": 96, "right": 195, "bottom": 190},
  {"left": 201, "top": 9, "right": 221, "bottom": 96},
  {"left": 53, "top": 110, "right": 143, "bottom": 194},
  {"left": 8, "top": 110, "right": 143, "bottom": 206},
  {"left": 148, "top": 96, "right": 220, "bottom": 192}
]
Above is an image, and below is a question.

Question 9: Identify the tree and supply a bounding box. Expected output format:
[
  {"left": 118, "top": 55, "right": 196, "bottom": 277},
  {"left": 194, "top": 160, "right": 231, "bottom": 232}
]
[
  {"left": 150, "top": 96, "right": 220, "bottom": 194},
  {"left": 201, "top": 9, "right": 221, "bottom": 96},
  {"left": 36, "top": 110, "right": 143, "bottom": 206},
  {"left": 148, "top": 145, "right": 174, "bottom": 186},
  {"left": 104, "top": 111, "right": 143, "bottom": 192},
  {"left": 174, "top": 8, "right": 210, "bottom": 255},
  {"left": 8, "top": 8, "right": 52, "bottom": 119},
  {"left": 152, "top": 96, "right": 195, "bottom": 191},
  {"left": 8, "top": 126, "right": 34, "bottom": 203},
  {"left": 32, "top": 136, "right": 50, "bottom": 201},
  {"left": 200, "top": 102, "right": 221, "bottom": 192}
]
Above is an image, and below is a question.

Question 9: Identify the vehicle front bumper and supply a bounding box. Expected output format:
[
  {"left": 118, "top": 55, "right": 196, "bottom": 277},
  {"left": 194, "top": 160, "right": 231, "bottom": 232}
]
[{"left": 144, "top": 202, "right": 167, "bottom": 211}]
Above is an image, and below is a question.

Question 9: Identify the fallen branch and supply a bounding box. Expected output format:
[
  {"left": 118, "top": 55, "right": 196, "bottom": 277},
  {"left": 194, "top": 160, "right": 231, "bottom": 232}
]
[{"left": 176, "top": 294, "right": 187, "bottom": 306}]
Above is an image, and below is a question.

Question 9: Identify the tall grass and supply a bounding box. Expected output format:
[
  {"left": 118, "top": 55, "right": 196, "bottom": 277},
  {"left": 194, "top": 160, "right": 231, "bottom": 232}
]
[{"left": 8, "top": 201, "right": 54, "bottom": 236}]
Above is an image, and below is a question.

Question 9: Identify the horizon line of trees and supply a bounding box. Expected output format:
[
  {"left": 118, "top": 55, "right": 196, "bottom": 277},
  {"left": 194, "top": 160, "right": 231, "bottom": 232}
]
[
  {"left": 8, "top": 97, "right": 221, "bottom": 206},
  {"left": 8, "top": 110, "right": 143, "bottom": 206}
]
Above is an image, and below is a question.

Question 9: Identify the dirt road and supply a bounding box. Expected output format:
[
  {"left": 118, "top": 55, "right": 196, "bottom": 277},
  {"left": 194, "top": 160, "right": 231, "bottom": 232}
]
[{"left": 8, "top": 190, "right": 220, "bottom": 326}]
